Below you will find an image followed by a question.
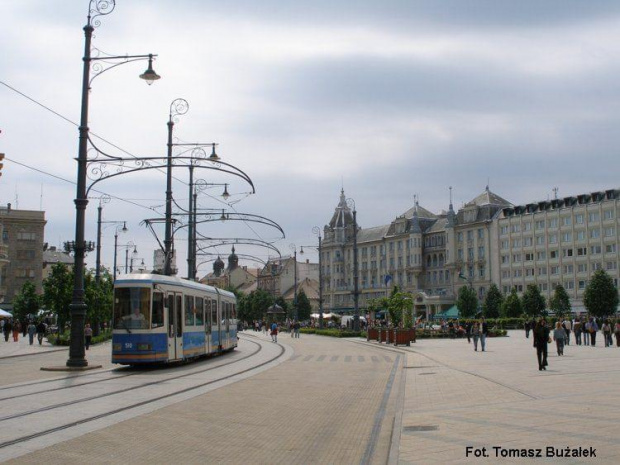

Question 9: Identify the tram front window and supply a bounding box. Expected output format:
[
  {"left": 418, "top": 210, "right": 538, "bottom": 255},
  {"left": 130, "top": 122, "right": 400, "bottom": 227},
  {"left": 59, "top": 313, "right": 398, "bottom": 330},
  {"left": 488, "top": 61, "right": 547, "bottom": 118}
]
[{"left": 114, "top": 288, "right": 151, "bottom": 330}]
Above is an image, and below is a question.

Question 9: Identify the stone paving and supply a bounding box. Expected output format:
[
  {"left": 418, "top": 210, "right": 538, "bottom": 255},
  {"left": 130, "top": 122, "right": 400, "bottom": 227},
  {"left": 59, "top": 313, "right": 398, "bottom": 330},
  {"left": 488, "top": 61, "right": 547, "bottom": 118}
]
[{"left": 1, "top": 329, "right": 619, "bottom": 464}]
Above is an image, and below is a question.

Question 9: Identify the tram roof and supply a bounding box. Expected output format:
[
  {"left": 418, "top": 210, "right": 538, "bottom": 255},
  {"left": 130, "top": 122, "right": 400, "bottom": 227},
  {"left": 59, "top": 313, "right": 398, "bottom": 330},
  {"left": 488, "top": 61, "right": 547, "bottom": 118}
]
[{"left": 114, "top": 273, "right": 235, "bottom": 298}]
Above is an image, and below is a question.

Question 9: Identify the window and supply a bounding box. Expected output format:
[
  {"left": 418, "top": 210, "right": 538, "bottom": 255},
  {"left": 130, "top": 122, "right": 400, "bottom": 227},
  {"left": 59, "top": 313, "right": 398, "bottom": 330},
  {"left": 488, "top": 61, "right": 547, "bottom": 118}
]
[
  {"left": 478, "top": 246, "right": 485, "bottom": 258},
  {"left": 523, "top": 237, "right": 533, "bottom": 247},
  {"left": 526, "top": 268, "right": 535, "bottom": 277},
  {"left": 576, "top": 231, "right": 585, "bottom": 241},
  {"left": 195, "top": 297, "right": 204, "bottom": 325},
  {"left": 524, "top": 222, "right": 532, "bottom": 231},
  {"left": 467, "top": 230, "right": 474, "bottom": 241},
  {"left": 468, "top": 248, "right": 474, "bottom": 260},
  {"left": 589, "top": 212, "right": 600, "bottom": 222},
  {"left": 551, "top": 266, "right": 559, "bottom": 275},
  {"left": 501, "top": 240, "right": 509, "bottom": 250},
  {"left": 604, "top": 227, "right": 615, "bottom": 237},
  {"left": 561, "top": 217, "right": 571, "bottom": 226},
  {"left": 152, "top": 292, "right": 164, "bottom": 328},
  {"left": 536, "top": 251, "right": 546, "bottom": 260},
  {"left": 511, "top": 224, "right": 521, "bottom": 233},
  {"left": 592, "top": 262, "right": 602, "bottom": 271},
  {"left": 606, "top": 244, "right": 617, "bottom": 253},
  {"left": 590, "top": 228, "right": 600, "bottom": 239},
  {"left": 500, "top": 226, "right": 509, "bottom": 235},
  {"left": 457, "top": 232, "right": 463, "bottom": 243},
  {"left": 536, "top": 236, "right": 545, "bottom": 246},
  {"left": 512, "top": 239, "right": 521, "bottom": 248},
  {"left": 578, "top": 280, "right": 587, "bottom": 290},
  {"left": 577, "top": 247, "right": 587, "bottom": 256},
  {"left": 562, "top": 232, "right": 572, "bottom": 242},
  {"left": 525, "top": 253, "right": 534, "bottom": 261},
  {"left": 514, "top": 269, "right": 522, "bottom": 278},
  {"left": 538, "top": 267, "right": 547, "bottom": 276},
  {"left": 185, "top": 295, "right": 195, "bottom": 326},
  {"left": 501, "top": 255, "right": 509, "bottom": 264},
  {"left": 479, "top": 267, "right": 485, "bottom": 278},
  {"left": 591, "top": 245, "right": 602, "bottom": 255},
  {"left": 575, "top": 214, "right": 584, "bottom": 224},
  {"left": 513, "top": 254, "right": 522, "bottom": 263},
  {"left": 113, "top": 287, "right": 150, "bottom": 330},
  {"left": 502, "top": 270, "right": 510, "bottom": 279},
  {"left": 565, "top": 280, "right": 575, "bottom": 290},
  {"left": 550, "top": 250, "right": 558, "bottom": 259},
  {"left": 17, "top": 232, "right": 36, "bottom": 241},
  {"left": 540, "top": 283, "right": 548, "bottom": 291},
  {"left": 604, "top": 210, "right": 614, "bottom": 220},
  {"left": 549, "top": 234, "right": 557, "bottom": 244},
  {"left": 562, "top": 248, "right": 573, "bottom": 258},
  {"left": 535, "top": 220, "right": 545, "bottom": 230},
  {"left": 17, "top": 250, "right": 36, "bottom": 259},
  {"left": 478, "top": 229, "right": 484, "bottom": 239},
  {"left": 577, "top": 263, "right": 588, "bottom": 273},
  {"left": 548, "top": 218, "right": 558, "bottom": 228},
  {"left": 607, "top": 261, "right": 618, "bottom": 271},
  {"left": 563, "top": 264, "right": 574, "bottom": 274}
]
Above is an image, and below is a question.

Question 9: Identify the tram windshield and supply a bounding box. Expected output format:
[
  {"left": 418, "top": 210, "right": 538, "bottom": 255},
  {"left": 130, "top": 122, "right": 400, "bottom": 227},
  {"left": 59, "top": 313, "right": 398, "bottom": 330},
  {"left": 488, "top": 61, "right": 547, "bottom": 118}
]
[{"left": 114, "top": 287, "right": 151, "bottom": 330}]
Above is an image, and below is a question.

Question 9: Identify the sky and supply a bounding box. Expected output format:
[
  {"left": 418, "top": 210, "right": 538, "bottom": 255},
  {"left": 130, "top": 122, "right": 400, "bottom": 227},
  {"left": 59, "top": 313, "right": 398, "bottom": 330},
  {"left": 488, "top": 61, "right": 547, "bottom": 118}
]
[{"left": 1, "top": 0, "right": 620, "bottom": 278}]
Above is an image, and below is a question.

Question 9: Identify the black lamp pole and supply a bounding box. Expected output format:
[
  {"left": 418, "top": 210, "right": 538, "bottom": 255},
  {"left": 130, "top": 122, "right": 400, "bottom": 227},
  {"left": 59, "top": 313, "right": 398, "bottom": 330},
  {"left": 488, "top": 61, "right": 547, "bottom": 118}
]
[
  {"left": 289, "top": 244, "right": 298, "bottom": 321},
  {"left": 347, "top": 198, "right": 360, "bottom": 332},
  {"left": 313, "top": 226, "right": 324, "bottom": 329},
  {"left": 67, "top": 0, "right": 159, "bottom": 368}
]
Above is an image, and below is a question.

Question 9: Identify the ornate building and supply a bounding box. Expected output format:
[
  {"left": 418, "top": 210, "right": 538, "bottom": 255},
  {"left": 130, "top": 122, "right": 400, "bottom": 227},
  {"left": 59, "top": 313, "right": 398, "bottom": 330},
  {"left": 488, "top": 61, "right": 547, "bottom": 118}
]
[{"left": 321, "top": 188, "right": 619, "bottom": 317}]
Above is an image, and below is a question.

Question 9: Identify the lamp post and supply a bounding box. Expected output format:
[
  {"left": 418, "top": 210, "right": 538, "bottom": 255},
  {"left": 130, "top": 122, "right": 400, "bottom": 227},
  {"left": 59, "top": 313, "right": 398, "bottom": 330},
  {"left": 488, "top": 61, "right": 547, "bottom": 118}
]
[
  {"left": 299, "top": 226, "right": 324, "bottom": 329},
  {"left": 346, "top": 198, "right": 360, "bottom": 332},
  {"left": 112, "top": 222, "right": 128, "bottom": 282},
  {"left": 123, "top": 242, "right": 137, "bottom": 273},
  {"left": 289, "top": 244, "right": 298, "bottom": 321},
  {"left": 95, "top": 198, "right": 126, "bottom": 284},
  {"left": 68, "top": 0, "right": 160, "bottom": 368}
]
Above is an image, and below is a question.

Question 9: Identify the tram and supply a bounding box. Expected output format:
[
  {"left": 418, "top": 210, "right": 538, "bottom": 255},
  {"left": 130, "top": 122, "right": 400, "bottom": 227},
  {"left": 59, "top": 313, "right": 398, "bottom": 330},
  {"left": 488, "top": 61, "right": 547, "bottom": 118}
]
[{"left": 112, "top": 273, "right": 237, "bottom": 365}]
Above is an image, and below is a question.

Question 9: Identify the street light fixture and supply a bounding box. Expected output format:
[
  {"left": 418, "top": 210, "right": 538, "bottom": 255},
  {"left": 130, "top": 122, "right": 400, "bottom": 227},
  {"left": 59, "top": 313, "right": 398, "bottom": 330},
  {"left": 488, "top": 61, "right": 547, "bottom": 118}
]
[
  {"left": 68, "top": 0, "right": 160, "bottom": 368},
  {"left": 300, "top": 226, "right": 324, "bottom": 328},
  {"left": 112, "top": 222, "right": 128, "bottom": 282},
  {"left": 289, "top": 244, "right": 298, "bottom": 322},
  {"left": 346, "top": 198, "right": 360, "bottom": 332}
]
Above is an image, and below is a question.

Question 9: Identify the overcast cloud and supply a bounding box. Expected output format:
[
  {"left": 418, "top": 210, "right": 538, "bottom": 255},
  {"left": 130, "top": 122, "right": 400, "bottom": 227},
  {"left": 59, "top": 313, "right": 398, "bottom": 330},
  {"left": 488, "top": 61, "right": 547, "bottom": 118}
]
[{"left": 1, "top": 0, "right": 619, "bottom": 276}]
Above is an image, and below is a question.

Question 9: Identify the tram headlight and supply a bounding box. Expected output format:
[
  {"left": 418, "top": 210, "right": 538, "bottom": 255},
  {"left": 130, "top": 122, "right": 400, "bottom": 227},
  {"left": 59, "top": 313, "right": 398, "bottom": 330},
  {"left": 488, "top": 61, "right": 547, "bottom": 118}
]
[
  {"left": 113, "top": 343, "right": 122, "bottom": 352},
  {"left": 137, "top": 343, "right": 151, "bottom": 351}
]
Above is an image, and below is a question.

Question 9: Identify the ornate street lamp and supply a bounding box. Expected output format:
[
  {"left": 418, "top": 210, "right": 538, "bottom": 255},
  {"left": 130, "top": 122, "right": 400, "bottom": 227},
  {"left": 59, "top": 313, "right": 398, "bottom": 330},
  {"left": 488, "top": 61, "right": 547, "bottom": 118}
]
[
  {"left": 289, "top": 244, "right": 298, "bottom": 321},
  {"left": 300, "top": 226, "right": 324, "bottom": 328},
  {"left": 346, "top": 198, "right": 360, "bottom": 332},
  {"left": 68, "top": 0, "right": 159, "bottom": 368}
]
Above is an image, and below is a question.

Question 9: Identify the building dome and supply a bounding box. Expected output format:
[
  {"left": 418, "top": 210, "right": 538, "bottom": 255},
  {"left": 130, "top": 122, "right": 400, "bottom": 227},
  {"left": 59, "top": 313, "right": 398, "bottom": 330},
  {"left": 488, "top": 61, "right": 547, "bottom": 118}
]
[
  {"left": 228, "top": 246, "right": 239, "bottom": 270},
  {"left": 213, "top": 256, "right": 225, "bottom": 276}
]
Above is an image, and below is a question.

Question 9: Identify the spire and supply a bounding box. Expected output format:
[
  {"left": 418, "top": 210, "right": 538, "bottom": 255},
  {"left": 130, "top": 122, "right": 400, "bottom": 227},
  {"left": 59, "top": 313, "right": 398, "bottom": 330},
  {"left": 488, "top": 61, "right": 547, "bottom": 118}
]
[{"left": 447, "top": 186, "right": 456, "bottom": 228}]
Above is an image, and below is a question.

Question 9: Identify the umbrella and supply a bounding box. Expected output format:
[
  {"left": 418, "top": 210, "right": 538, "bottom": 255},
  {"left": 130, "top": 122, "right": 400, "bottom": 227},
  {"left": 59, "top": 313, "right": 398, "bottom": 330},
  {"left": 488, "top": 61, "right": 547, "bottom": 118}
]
[{"left": 0, "top": 309, "right": 13, "bottom": 319}]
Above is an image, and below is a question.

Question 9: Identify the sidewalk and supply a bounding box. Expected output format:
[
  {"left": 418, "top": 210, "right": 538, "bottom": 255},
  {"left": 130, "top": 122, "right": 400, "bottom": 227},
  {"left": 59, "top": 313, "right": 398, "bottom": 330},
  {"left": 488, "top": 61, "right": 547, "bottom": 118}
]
[{"left": 0, "top": 332, "right": 63, "bottom": 358}]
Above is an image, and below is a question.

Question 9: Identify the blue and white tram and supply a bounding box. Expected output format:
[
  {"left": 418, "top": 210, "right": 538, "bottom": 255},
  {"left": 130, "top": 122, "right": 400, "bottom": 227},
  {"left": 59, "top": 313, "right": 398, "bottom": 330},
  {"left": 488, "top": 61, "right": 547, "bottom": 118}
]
[{"left": 112, "top": 273, "right": 237, "bottom": 365}]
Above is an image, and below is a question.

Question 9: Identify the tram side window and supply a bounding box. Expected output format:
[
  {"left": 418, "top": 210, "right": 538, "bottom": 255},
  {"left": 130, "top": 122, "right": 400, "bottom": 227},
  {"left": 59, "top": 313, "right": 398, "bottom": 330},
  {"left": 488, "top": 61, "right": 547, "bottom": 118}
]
[
  {"left": 205, "top": 299, "right": 211, "bottom": 334},
  {"left": 211, "top": 300, "right": 218, "bottom": 328},
  {"left": 225, "top": 301, "right": 230, "bottom": 331},
  {"left": 185, "top": 295, "right": 195, "bottom": 326},
  {"left": 195, "top": 297, "right": 204, "bottom": 326},
  {"left": 152, "top": 292, "right": 165, "bottom": 328}
]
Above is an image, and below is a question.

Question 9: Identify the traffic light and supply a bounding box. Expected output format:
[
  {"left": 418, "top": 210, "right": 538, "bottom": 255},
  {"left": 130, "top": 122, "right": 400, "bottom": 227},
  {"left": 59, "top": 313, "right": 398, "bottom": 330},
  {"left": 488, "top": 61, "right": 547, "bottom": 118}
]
[{"left": 0, "top": 153, "right": 4, "bottom": 177}]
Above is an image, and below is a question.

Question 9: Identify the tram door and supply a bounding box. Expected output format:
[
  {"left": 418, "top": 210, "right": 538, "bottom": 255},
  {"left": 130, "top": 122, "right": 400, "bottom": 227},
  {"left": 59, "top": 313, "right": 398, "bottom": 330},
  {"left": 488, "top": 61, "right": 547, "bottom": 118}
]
[
  {"left": 211, "top": 298, "right": 221, "bottom": 351},
  {"left": 167, "top": 293, "right": 184, "bottom": 360}
]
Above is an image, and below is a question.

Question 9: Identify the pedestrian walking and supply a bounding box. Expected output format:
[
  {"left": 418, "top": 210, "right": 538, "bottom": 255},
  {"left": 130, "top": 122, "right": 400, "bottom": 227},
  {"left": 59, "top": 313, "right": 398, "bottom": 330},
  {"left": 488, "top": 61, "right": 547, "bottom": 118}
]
[
  {"left": 480, "top": 317, "right": 488, "bottom": 352},
  {"left": 471, "top": 322, "right": 480, "bottom": 351},
  {"left": 36, "top": 321, "right": 46, "bottom": 345},
  {"left": 589, "top": 318, "right": 599, "bottom": 346},
  {"left": 3, "top": 319, "right": 12, "bottom": 342},
  {"left": 12, "top": 320, "right": 21, "bottom": 342},
  {"left": 27, "top": 321, "right": 36, "bottom": 345},
  {"left": 524, "top": 320, "right": 531, "bottom": 339},
  {"left": 534, "top": 318, "right": 550, "bottom": 371},
  {"left": 270, "top": 322, "right": 278, "bottom": 342},
  {"left": 583, "top": 319, "right": 591, "bottom": 346},
  {"left": 553, "top": 321, "right": 566, "bottom": 356},
  {"left": 465, "top": 321, "right": 472, "bottom": 343},
  {"left": 602, "top": 320, "right": 612, "bottom": 348},
  {"left": 84, "top": 323, "right": 93, "bottom": 350},
  {"left": 563, "top": 318, "right": 572, "bottom": 345},
  {"left": 614, "top": 321, "right": 620, "bottom": 347},
  {"left": 574, "top": 319, "right": 582, "bottom": 345},
  {"left": 294, "top": 321, "right": 300, "bottom": 338}
]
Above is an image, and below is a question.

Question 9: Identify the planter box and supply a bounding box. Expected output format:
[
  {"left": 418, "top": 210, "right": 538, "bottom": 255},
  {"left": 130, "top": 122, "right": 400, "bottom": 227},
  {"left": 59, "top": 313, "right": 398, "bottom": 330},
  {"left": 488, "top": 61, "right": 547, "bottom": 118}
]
[
  {"left": 367, "top": 327, "right": 378, "bottom": 341},
  {"left": 393, "top": 328, "right": 416, "bottom": 346}
]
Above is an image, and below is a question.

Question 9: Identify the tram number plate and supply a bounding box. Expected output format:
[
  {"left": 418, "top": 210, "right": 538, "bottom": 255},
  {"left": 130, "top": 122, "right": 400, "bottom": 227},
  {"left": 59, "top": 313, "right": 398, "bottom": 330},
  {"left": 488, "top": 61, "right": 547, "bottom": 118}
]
[{"left": 125, "top": 342, "right": 133, "bottom": 349}]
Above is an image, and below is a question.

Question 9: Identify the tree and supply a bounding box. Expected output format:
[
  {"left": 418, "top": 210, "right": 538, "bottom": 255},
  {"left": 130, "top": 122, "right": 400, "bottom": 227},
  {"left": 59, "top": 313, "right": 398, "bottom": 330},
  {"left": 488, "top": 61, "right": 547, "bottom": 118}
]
[
  {"left": 456, "top": 286, "right": 478, "bottom": 318},
  {"left": 584, "top": 269, "right": 619, "bottom": 318},
  {"left": 521, "top": 283, "right": 546, "bottom": 317},
  {"left": 242, "top": 289, "right": 275, "bottom": 322},
  {"left": 42, "top": 263, "right": 73, "bottom": 332},
  {"left": 85, "top": 268, "right": 114, "bottom": 335},
  {"left": 386, "top": 291, "right": 413, "bottom": 327},
  {"left": 483, "top": 284, "right": 504, "bottom": 318},
  {"left": 12, "top": 281, "right": 41, "bottom": 322},
  {"left": 548, "top": 284, "right": 571, "bottom": 319},
  {"left": 296, "top": 290, "right": 311, "bottom": 321},
  {"left": 501, "top": 288, "right": 523, "bottom": 318}
]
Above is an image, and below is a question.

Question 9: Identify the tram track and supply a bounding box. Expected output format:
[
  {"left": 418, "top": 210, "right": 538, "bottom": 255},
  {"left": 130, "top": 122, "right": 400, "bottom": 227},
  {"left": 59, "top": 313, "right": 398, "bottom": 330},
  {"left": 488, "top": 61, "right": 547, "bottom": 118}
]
[
  {"left": 0, "top": 341, "right": 259, "bottom": 403},
  {"left": 0, "top": 336, "right": 285, "bottom": 450}
]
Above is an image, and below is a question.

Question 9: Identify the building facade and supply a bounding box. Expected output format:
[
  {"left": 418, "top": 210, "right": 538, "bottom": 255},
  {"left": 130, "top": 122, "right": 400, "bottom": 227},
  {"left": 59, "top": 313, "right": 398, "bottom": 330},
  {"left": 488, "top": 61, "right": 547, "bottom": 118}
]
[
  {"left": 321, "top": 188, "right": 619, "bottom": 317},
  {"left": 0, "top": 204, "right": 46, "bottom": 306}
]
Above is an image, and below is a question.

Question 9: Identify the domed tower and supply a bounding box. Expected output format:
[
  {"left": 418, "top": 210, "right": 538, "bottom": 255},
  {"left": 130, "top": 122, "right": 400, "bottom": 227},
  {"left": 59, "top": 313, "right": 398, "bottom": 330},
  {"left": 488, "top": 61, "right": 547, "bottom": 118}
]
[
  {"left": 213, "top": 256, "right": 225, "bottom": 277},
  {"left": 227, "top": 245, "right": 239, "bottom": 271}
]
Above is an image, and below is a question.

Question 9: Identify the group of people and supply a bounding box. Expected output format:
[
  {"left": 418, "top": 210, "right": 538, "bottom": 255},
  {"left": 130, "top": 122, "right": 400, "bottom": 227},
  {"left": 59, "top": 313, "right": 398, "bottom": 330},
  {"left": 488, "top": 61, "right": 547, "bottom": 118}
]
[
  {"left": 1, "top": 318, "right": 47, "bottom": 345},
  {"left": 465, "top": 318, "right": 489, "bottom": 352}
]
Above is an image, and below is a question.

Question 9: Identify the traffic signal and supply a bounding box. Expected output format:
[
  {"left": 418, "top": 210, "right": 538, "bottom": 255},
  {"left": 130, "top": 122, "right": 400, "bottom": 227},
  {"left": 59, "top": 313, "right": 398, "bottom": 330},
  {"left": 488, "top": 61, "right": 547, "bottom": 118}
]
[{"left": 0, "top": 153, "right": 4, "bottom": 177}]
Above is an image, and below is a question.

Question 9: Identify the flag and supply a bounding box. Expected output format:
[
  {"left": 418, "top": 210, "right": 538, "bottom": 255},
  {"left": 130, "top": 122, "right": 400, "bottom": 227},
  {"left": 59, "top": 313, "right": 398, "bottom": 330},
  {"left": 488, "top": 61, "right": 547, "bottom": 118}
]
[
  {"left": 458, "top": 272, "right": 467, "bottom": 281},
  {"left": 384, "top": 274, "right": 392, "bottom": 286}
]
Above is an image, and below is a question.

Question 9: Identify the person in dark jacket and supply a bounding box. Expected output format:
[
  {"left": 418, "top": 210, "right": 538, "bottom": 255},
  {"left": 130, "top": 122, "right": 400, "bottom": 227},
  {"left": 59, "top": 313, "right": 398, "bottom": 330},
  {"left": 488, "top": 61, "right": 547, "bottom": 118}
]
[{"left": 534, "top": 318, "right": 550, "bottom": 371}]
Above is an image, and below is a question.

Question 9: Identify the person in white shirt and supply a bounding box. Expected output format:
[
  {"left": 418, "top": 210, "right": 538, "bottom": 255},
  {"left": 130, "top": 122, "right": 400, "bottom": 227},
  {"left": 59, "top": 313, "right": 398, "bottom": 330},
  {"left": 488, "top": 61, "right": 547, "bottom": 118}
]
[{"left": 562, "top": 318, "right": 572, "bottom": 345}]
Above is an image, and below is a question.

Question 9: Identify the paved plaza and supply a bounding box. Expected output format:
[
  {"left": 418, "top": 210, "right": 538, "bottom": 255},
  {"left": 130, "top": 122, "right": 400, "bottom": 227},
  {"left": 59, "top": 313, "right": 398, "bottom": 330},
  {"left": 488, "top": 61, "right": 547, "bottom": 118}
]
[{"left": 1, "top": 329, "right": 619, "bottom": 464}]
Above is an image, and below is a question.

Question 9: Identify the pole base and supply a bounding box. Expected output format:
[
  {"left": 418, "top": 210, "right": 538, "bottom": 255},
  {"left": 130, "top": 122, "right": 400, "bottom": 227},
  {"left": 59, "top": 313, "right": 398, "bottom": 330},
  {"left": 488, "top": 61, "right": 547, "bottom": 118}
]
[{"left": 42, "top": 364, "right": 103, "bottom": 372}]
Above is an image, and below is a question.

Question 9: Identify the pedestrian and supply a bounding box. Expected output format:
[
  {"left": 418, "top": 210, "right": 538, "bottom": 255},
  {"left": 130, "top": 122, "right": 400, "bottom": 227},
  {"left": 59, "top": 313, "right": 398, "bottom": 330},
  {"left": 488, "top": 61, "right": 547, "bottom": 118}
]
[
  {"left": 3, "top": 319, "right": 12, "bottom": 342},
  {"left": 574, "top": 319, "right": 582, "bottom": 345},
  {"left": 589, "top": 318, "right": 599, "bottom": 346},
  {"left": 534, "top": 318, "right": 550, "bottom": 371},
  {"left": 13, "top": 319, "right": 21, "bottom": 342},
  {"left": 27, "top": 321, "right": 37, "bottom": 345},
  {"left": 563, "top": 318, "right": 572, "bottom": 345},
  {"left": 614, "top": 321, "right": 620, "bottom": 347},
  {"left": 294, "top": 320, "right": 300, "bottom": 338},
  {"left": 602, "top": 320, "right": 612, "bottom": 348},
  {"left": 524, "top": 320, "right": 531, "bottom": 339},
  {"left": 270, "top": 321, "right": 278, "bottom": 343},
  {"left": 84, "top": 323, "right": 93, "bottom": 350},
  {"left": 471, "top": 322, "right": 480, "bottom": 351},
  {"left": 465, "top": 321, "right": 472, "bottom": 343},
  {"left": 583, "top": 318, "right": 591, "bottom": 346},
  {"left": 36, "top": 320, "right": 46, "bottom": 345},
  {"left": 553, "top": 321, "right": 566, "bottom": 356},
  {"left": 480, "top": 317, "right": 488, "bottom": 352}
]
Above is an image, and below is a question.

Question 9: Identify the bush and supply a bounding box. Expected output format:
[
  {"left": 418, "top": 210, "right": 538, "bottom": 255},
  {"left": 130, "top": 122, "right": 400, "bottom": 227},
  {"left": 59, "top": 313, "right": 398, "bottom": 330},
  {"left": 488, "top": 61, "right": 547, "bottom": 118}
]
[
  {"left": 300, "top": 328, "right": 363, "bottom": 338},
  {"left": 47, "top": 329, "right": 113, "bottom": 346}
]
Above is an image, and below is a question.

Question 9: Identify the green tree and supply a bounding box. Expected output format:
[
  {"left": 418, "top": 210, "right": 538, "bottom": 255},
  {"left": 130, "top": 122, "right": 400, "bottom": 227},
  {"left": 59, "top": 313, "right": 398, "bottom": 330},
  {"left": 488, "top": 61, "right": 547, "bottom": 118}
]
[
  {"left": 483, "top": 283, "right": 504, "bottom": 318},
  {"left": 42, "top": 263, "right": 73, "bottom": 332},
  {"left": 296, "top": 290, "right": 311, "bottom": 321},
  {"left": 584, "top": 269, "right": 619, "bottom": 318},
  {"left": 456, "top": 286, "right": 478, "bottom": 318},
  {"left": 244, "top": 289, "right": 275, "bottom": 322},
  {"left": 85, "top": 268, "right": 114, "bottom": 336},
  {"left": 501, "top": 288, "right": 523, "bottom": 318},
  {"left": 386, "top": 291, "right": 413, "bottom": 327},
  {"left": 12, "top": 281, "right": 41, "bottom": 322},
  {"left": 548, "top": 284, "right": 571, "bottom": 319},
  {"left": 521, "top": 283, "right": 546, "bottom": 317}
]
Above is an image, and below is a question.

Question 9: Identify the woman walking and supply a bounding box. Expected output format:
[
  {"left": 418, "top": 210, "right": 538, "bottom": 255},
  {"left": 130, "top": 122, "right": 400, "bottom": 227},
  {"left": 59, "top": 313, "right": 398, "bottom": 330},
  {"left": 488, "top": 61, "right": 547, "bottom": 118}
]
[
  {"left": 553, "top": 321, "right": 566, "bottom": 356},
  {"left": 471, "top": 322, "right": 480, "bottom": 351},
  {"left": 534, "top": 318, "right": 550, "bottom": 371}
]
